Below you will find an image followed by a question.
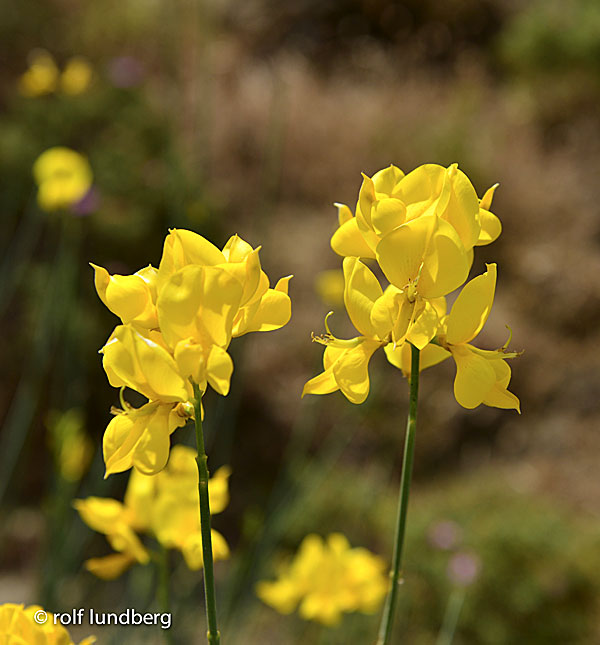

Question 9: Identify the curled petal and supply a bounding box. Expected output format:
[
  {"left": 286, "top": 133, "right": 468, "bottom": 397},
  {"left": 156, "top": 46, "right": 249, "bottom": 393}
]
[
  {"left": 85, "top": 553, "right": 136, "bottom": 580},
  {"left": 206, "top": 345, "right": 234, "bottom": 396},
  {"left": 343, "top": 257, "right": 383, "bottom": 338},
  {"left": 446, "top": 264, "right": 497, "bottom": 345},
  {"left": 331, "top": 217, "right": 376, "bottom": 259},
  {"left": 451, "top": 345, "right": 497, "bottom": 409}
]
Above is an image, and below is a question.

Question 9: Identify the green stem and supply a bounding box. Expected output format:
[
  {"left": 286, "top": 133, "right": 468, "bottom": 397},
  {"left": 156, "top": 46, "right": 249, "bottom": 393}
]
[
  {"left": 157, "top": 545, "right": 174, "bottom": 645},
  {"left": 377, "top": 343, "right": 420, "bottom": 645},
  {"left": 436, "top": 587, "right": 466, "bottom": 645},
  {"left": 193, "top": 383, "right": 221, "bottom": 644}
]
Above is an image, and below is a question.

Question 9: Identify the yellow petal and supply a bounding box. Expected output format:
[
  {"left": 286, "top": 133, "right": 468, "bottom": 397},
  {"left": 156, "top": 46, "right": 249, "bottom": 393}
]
[
  {"left": 91, "top": 264, "right": 154, "bottom": 325},
  {"left": 372, "top": 164, "right": 405, "bottom": 195},
  {"left": 452, "top": 345, "right": 496, "bottom": 409},
  {"left": 482, "top": 359, "right": 521, "bottom": 412},
  {"left": 302, "top": 365, "right": 339, "bottom": 397},
  {"left": 124, "top": 469, "right": 156, "bottom": 531},
  {"left": 73, "top": 497, "right": 128, "bottom": 535},
  {"left": 208, "top": 466, "right": 231, "bottom": 514},
  {"left": 370, "top": 198, "right": 406, "bottom": 237},
  {"left": 479, "top": 183, "right": 498, "bottom": 211},
  {"left": 132, "top": 406, "right": 173, "bottom": 475},
  {"left": 332, "top": 339, "right": 381, "bottom": 404},
  {"left": 102, "top": 326, "right": 190, "bottom": 402},
  {"left": 343, "top": 257, "right": 383, "bottom": 337},
  {"left": 406, "top": 300, "right": 440, "bottom": 350},
  {"left": 446, "top": 264, "right": 497, "bottom": 345},
  {"left": 331, "top": 217, "right": 376, "bottom": 259},
  {"left": 103, "top": 413, "right": 143, "bottom": 477},
  {"left": 335, "top": 202, "right": 353, "bottom": 226},
  {"left": 417, "top": 217, "right": 470, "bottom": 299},
  {"left": 235, "top": 276, "right": 293, "bottom": 335},
  {"left": 174, "top": 338, "right": 206, "bottom": 384},
  {"left": 85, "top": 553, "right": 135, "bottom": 580},
  {"left": 181, "top": 529, "right": 230, "bottom": 570},
  {"left": 477, "top": 209, "right": 502, "bottom": 246},
  {"left": 107, "top": 525, "right": 150, "bottom": 563},
  {"left": 222, "top": 234, "right": 254, "bottom": 262},
  {"left": 206, "top": 345, "right": 234, "bottom": 396},
  {"left": 370, "top": 286, "right": 403, "bottom": 340},
  {"left": 438, "top": 166, "right": 481, "bottom": 250},
  {"left": 376, "top": 216, "right": 436, "bottom": 290},
  {"left": 395, "top": 164, "right": 449, "bottom": 222}
]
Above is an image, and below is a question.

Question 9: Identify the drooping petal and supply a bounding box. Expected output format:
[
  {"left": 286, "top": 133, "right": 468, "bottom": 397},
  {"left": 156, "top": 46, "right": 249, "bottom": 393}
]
[
  {"left": 477, "top": 209, "right": 502, "bottom": 246},
  {"left": 332, "top": 339, "right": 381, "bottom": 404},
  {"left": 73, "top": 497, "right": 128, "bottom": 535},
  {"left": 301, "top": 364, "right": 339, "bottom": 397},
  {"left": 481, "top": 359, "right": 521, "bottom": 412},
  {"left": 343, "top": 257, "right": 383, "bottom": 337},
  {"left": 208, "top": 466, "right": 231, "bottom": 514},
  {"left": 370, "top": 286, "right": 403, "bottom": 340},
  {"left": 206, "top": 345, "right": 234, "bottom": 396},
  {"left": 174, "top": 338, "right": 206, "bottom": 384},
  {"left": 451, "top": 345, "right": 497, "bottom": 409},
  {"left": 103, "top": 413, "right": 144, "bottom": 476},
  {"left": 446, "top": 264, "right": 497, "bottom": 345},
  {"left": 131, "top": 405, "right": 174, "bottom": 475},
  {"left": 91, "top": 264, "right": 153, "bottom": 325}
]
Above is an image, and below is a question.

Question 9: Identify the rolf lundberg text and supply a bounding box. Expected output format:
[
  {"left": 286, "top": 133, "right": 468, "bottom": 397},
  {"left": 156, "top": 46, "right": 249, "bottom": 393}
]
[{"left": 51, "top": 608, "right": 172, "bottom": 630}]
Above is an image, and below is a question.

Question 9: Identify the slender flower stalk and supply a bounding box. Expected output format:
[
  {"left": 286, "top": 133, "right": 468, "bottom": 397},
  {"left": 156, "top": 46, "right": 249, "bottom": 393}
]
[
  {"left": 377, "top": 343, "right": 420, "bottom": 645},
  {"left": 157, "top": 545, "right": 174, "bottom": 645},
  {"left": 193, "top": 382, "right": 220, "bottom": 644}
]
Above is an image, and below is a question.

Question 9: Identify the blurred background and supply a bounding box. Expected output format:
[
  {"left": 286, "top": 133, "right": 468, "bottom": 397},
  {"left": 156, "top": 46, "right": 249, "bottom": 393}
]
[{"left": 1, "top": 0, "right": 600, "bottom": 643}]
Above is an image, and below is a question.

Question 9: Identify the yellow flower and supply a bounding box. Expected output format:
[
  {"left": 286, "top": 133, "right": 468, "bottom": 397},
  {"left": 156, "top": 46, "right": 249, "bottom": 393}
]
[
  {"left": 47, "top": 408, "right": 94, "bottom": 483},
  {"left": 60, "top": 56, "right": 93, "bottom": 95},
  {"left": 75, "top": 446, "right": 230, "bottom": 578},
  {"left": 256, "top": 533, "right": 388, "bottom": 626},
  {"left": 331, "top": 163, "right": 501, "bottom": 260},
  {"left": 0, "top": 603, "right": 95, "bottom": 644},
  {"left": 303, "top": 257, "right": 444, "bottom": 404},
  {"left": 33, "top": 147, "right": 93, "bottom": 212},
  {"left": 18, "top": 50, "right": 59, "bottom": 97},
  {"left": 314, "top": 269, "right": 345, "bottom": 307},
  {"left": 386, "top": 264, "right": 521, "bottom": 412},
  {"left": 94, "top": 229, "right": 292, "bottom": 476}
]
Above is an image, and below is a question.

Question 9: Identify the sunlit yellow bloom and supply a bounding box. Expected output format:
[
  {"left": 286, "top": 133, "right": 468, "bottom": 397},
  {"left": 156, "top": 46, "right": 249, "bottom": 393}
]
[
  {"left": 75, "top": 446, "right": 230, "bottom": 578},
  {"left": 60, "top": 56, "right": 93, "bottom": 95},
  {"left": 303, "top": 257, "right": 444, "bottom": 403},
  {"left": 331, "top": 163, "right": 501, "bottom": 260},
  {"left": 33, "top": 147, "right": 92, "bottom": 212},
  {"left": 0, "top": 603, "right": 95, "bottom": 644},
  {"left": 94, "top": 229, "right": 292, "bottom": 476},
  {"left": 47, "top": 408, "right": 94, "bottom": 483},
  {"left": 257, "top": 533, "right": 388, "bottom": 626},
  {"left": 18, "top": 50, "right": 59, "bottom": 97},
  {"left": 386, "top": 264, "right": 520, "bottom": 412}
]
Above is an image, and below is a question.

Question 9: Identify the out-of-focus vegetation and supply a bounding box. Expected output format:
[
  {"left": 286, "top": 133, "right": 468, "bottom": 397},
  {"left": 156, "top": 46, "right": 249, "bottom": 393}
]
[{"left": 1, "top": 0, "right": 600, "bottom": 643}]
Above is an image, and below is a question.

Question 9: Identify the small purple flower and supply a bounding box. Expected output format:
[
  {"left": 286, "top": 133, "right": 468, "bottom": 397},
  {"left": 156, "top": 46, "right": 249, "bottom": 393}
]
[
  {"left": 107, "top": 56, "right": 145, "bottom": 88},
  {"left": 447, "top": 552, "right": 481, "bottom": 587},
  {"left": 72, "top": 186, "right": 100, "bottom": 216},
  {"left": 427, "top": 520, "right": 462, "bottom": 551}
]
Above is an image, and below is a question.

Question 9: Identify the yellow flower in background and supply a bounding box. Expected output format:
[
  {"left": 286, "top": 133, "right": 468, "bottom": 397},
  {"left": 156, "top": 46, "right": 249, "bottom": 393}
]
[
  {"left": 33, "top": 147, "right": 93, "bottom": 212},
  {"left": 386, "top": 264, "right": 521, "bottom": 412},
  {"left": 46, "top": 408, "right": 94, "bottom": 483},
  {"left": 19, "top": 50, "right": 93, "bottom": 97},
  {"left": 314, "top": 269, "right": 345, "bottom": 307},
  {"left": 0, "top": 603, "right": 95, "bottom": 644},
  {"left": 93, "top": 228, "right": 292, "bottom": 477},
  {"left": 75, "top": 446, "right": 230, "bottom": 579},
  {"left": 331, "top": 163, "right": 501, "bottom": 260},
  {"left": 60, "top": 56, "right": 93, "bottom": 95},
  {"left": 256, "top": 533, "right": 388, "bottom": 626},
  {"left": 18, "top": 50, "right": 59, "bottom": 97},
  {"left": 303, "top": 257, "right": 445, "bottom": 404}
]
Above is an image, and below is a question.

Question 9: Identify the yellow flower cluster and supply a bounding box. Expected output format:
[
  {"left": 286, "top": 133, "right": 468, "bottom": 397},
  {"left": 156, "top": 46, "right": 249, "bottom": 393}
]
[
  {"left": 256, "top": 534, "right": 388, "bottom": 626},
  {"left": 19, "top": 50, "right": 93, "bottom": 97},
  {"left": 33, "top": 147, "right": 93, "bottom": 212},
  {"left": 75, "top": 445, "right": 230, "bottom": 579},
  {"left": 304, "top": 163, "right": 520, "bottom": 411},
  {"left": 0, "top": 603, "right": 95, "bottom": 644},
  {"left": 93, "top": 229, "right": 292, "bottom": 476}
]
